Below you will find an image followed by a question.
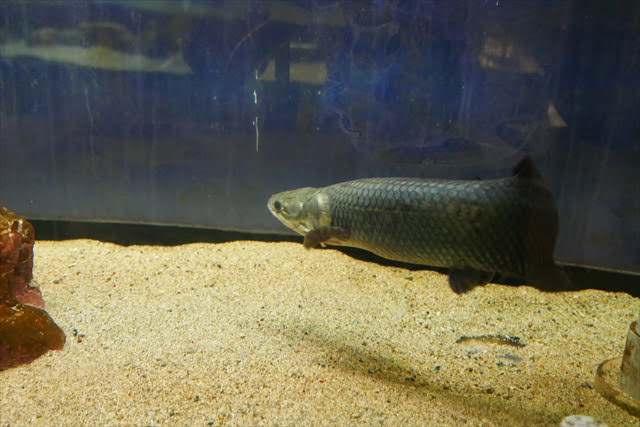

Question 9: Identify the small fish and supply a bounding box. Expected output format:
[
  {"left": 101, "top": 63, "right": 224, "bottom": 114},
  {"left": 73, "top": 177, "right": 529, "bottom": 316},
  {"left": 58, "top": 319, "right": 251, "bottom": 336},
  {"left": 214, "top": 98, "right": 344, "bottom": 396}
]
[{"left": 267, "top": 157, "right": 572, "bottom": 294}]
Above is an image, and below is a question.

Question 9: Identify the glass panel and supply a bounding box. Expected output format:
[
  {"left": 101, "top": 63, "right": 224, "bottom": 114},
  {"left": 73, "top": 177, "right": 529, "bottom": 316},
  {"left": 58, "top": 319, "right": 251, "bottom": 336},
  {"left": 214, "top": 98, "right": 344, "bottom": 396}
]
[{"left": 0, "top": 1, "right": 638, "bottom": 273}]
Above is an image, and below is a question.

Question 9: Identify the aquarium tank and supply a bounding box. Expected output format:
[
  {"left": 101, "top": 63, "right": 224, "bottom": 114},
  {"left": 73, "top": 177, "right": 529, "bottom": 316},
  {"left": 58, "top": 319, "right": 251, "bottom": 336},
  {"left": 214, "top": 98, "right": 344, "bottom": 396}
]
[
  {"left": 0, "top": 0, "right": 637, "bottom": 274},
  {"left": 1, "top": 1, "right": 639, "bottom": 425}
]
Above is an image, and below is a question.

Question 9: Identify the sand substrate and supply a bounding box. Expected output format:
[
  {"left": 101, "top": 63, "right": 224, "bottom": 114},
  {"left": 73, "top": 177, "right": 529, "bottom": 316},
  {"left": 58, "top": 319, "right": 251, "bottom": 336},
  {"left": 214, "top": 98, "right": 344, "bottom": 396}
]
[{"left": 1, "top": 239, "right": 638, "bottom": 426}]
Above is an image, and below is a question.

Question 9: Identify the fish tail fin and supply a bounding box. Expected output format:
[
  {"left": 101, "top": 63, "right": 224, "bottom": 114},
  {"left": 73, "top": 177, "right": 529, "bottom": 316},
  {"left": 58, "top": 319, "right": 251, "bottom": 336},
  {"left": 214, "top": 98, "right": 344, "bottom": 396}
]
[{"left": 528, "top": 263, "right": 576, "bottom": 292}]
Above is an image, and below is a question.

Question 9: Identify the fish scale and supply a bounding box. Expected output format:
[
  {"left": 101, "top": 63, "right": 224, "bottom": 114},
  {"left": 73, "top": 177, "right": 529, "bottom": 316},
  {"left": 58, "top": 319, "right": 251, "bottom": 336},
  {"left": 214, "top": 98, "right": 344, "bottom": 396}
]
[
  {"left": 326, "top": 178, "right": 529, "bottom": 274},
  {"left": 267, "top": 157, "right": 572, "bottom": 293}
]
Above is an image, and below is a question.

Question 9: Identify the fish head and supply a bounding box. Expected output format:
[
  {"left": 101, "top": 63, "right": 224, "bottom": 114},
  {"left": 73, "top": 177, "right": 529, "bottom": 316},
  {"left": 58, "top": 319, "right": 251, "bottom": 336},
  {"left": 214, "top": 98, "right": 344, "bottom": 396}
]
[{"left": 267, "top": 187, "right": 327, "bottom": 236}]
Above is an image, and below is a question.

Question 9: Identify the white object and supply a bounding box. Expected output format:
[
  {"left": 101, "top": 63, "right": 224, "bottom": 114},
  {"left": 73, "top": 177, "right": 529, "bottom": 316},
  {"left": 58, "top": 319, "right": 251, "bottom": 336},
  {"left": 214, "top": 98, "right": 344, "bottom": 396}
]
[{"left": 560, "top": 415, "right": 607, "bottom": 427}]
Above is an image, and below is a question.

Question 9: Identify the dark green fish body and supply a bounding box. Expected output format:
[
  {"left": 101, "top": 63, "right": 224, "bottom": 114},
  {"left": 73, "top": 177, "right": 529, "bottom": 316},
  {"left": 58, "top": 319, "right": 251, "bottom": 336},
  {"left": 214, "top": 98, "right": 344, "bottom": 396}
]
[{"left": 267, "top": 157, "right": 571, "bottom": 293}]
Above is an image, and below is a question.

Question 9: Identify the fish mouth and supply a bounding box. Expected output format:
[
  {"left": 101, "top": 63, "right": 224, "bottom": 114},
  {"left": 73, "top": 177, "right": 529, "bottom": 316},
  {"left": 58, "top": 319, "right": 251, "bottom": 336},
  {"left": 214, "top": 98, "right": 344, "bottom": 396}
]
[
  {"left": 266, "top": 200, "right": 278, "bottom": 217},
  {"left": 267, "top": 187, "right": 322, "bottom": 236},
  {"left": 267, "top": 198, "right": 305, "bottom": 236},
  {"left": 275, "top": 216, "right": 309, "bottom": 236},
  {"left": 266, "top": 195, "right": 280, "bottom": 214}
]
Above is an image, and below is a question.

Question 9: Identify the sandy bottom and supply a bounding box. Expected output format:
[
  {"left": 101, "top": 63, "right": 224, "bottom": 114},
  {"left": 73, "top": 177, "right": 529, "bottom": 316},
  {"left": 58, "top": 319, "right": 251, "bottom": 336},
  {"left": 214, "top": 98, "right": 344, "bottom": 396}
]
[{"left": 0, "top": 239, "right": 638, "bottom": 426}]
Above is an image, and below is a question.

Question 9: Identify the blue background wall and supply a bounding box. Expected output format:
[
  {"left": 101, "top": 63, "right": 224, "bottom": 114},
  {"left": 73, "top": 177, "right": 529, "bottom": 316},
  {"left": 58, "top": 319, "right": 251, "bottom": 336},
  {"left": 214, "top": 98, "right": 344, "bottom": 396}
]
[{"left": 0, "top": 1, "right": 638, "bottom": 273}]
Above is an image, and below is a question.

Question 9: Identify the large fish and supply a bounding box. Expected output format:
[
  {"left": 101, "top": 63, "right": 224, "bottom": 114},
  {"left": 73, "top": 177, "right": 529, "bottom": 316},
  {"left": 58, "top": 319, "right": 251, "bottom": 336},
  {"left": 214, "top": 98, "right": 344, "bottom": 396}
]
[{"left": 267, "top": 157, "right": 572, "bottom": 294}]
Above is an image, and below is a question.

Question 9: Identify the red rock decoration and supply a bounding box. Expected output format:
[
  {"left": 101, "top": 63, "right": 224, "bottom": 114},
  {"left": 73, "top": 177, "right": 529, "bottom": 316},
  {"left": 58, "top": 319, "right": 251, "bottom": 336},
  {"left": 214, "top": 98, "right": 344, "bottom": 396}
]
[{"left": 0, "top": 206, "right": 65, "bottom": 371}]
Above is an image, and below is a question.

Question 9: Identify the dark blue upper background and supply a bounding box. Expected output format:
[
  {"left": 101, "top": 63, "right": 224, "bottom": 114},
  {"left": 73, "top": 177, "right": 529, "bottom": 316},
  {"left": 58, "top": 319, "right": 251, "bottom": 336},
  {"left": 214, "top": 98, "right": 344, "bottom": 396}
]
[{"left": 0, "top": 1, "right": 638, "bottom": 273}]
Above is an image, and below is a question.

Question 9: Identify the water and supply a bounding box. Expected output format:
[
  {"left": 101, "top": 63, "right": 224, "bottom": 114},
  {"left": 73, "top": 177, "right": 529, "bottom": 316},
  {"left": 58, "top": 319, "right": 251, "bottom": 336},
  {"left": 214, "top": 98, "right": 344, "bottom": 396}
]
[
  {"left": 0, "top": 1, "right": 638, "bottom": 272},
  {"left": 0, "top": 2, "right": 639, "bottom": 424}
]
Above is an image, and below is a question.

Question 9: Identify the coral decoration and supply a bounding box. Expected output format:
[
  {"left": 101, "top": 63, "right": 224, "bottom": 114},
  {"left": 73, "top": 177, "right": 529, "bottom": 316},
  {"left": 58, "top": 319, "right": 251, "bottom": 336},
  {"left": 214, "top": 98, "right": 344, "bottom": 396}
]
[{"left": 0, "top": 207, "right": 65, "bottom": 371}]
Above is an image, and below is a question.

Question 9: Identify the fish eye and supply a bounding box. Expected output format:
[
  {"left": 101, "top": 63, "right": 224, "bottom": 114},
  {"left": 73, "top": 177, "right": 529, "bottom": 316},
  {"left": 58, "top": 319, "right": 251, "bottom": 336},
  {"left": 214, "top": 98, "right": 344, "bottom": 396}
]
[{"left": 273, "top": 200, "right": 282, "bottom": 211}]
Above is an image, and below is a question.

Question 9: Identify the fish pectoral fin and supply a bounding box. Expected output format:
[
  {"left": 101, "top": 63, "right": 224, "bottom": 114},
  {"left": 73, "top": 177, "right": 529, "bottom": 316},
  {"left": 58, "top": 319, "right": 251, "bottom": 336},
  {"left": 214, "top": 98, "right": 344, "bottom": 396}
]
[
  {"left": 448, "top": 268, "right": 495, "bottom": 294},
  {"left": 303, "top": 226, "right": 350, "bottom": 249}
]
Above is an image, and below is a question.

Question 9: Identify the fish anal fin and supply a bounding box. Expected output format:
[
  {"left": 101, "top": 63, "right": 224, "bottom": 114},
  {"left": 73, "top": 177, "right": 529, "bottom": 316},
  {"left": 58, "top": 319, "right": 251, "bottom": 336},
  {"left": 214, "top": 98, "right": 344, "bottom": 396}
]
[
  {"left": 513, "top": 156, "right": 542, "bottom": 180},
  {"left": 449, "top": 268, "right": 495, "bottom": 294},
  {"left": 303, "top": 226, "right": 350, "bottom": 249}
]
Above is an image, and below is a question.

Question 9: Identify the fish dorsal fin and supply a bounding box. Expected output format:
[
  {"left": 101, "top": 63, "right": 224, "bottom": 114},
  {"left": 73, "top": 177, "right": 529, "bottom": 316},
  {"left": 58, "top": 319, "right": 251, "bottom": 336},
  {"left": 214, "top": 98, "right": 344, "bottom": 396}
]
[{"left": 512, "top": 156, "right": 542, "bottom": 180}]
